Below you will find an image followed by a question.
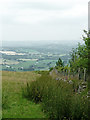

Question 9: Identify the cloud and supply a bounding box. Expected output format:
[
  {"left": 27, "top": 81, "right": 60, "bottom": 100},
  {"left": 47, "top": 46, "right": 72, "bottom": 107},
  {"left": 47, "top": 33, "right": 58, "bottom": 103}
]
[
  {"left": 0, "top": 0, "right": 88, "bottom": 41},
  {"left": 88, "top": 1, "right": 90, "bottom": 30},
  {"left": 1, "top": 4, "right": 88, "bottom": 24}
]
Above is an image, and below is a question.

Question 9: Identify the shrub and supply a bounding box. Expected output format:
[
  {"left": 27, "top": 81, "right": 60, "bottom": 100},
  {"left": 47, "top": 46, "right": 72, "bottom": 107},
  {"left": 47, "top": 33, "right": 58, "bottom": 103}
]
[
  {"left": 42, "top": 80, "right": 73, "bottom": 120},
  {"left": 23, "top": 74, "right": 88, "bottom": 120},
  {"left": 49, "top": 67, "right": 54, "bottom": 72},
  {"left": 22, "top": 74, "right": 54, "bottom": 103},
  {"left": 71, "top": 94, "right": 88, "bottom": 120}
]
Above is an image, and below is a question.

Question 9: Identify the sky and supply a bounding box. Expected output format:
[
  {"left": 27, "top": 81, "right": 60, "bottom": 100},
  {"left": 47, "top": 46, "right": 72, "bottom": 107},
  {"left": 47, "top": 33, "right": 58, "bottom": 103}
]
[
  {"left": 0, "top": 0, "right": 89, "bottom": 43},
  {"left": 89, "top": 1, "right": 90, "bottom": 30}
]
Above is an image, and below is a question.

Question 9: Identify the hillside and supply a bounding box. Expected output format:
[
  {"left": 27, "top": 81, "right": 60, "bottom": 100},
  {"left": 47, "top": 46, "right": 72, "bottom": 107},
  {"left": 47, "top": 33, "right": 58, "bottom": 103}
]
[
  {"left": 2, "top": 70, "right": 88, "bottom": 119},
  {"left": 2, "top": 71, "right": 47, "bottom": 118}
]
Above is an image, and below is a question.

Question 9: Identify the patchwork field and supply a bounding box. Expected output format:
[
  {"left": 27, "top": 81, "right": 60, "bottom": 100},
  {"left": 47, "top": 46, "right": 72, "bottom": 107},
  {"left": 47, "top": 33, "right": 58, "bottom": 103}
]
[{"left": 1, "top": 44, "right": 72, "bottom": 71}]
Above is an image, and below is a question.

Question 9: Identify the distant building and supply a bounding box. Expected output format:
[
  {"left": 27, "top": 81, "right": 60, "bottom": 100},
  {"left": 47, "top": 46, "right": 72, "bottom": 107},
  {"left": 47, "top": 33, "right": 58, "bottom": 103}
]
[{"left": 6, "top": 65, "right": 10, "bottom": 68}]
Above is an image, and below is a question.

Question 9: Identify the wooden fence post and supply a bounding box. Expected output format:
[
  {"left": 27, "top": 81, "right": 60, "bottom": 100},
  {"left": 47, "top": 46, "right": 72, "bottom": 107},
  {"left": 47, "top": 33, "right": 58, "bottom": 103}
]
[
  {"left": 78, "top": 68, "right": 81, "bottom": 80},
  {"left": 63, "top": 69, "right": 65, "bottom": 76},
  {"left": 68, "top": 69, "right": 70, "bottom": 80},
  {"left": 84, "top": 68, "right": 86, "bottom": 81}
]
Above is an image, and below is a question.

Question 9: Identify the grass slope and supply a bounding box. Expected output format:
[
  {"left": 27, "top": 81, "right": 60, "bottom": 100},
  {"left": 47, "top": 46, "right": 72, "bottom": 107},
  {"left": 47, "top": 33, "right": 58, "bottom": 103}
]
[{"left": 2, "top": 71, "right": 47, "bottom": 118}]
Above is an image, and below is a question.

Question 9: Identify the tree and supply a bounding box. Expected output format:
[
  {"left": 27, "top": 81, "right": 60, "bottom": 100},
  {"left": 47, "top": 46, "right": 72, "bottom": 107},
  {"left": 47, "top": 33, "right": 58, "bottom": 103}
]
[
  {"left": 56, "top": 58, "right": 64, "bottom": 67},
  {"left": 69, "top": 30, "right": 89, "bottom": 71}
]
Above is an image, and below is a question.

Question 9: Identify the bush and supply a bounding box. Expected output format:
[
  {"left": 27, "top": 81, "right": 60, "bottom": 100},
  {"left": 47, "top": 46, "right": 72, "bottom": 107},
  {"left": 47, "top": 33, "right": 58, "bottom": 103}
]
[
  {"left": 49, "top": 67, "right": 54, "bottom": 72},
  {"left": 22, "top": 74, "right": 54, "bottom": 103},
  {"left": 42, "top": 80, "right": 73, "bottom": 120},
  {"left": 23, "top": 74, "right": 88, "bottom": 120},
  {"left": 71, "top": 94, "right": 88, "bottom": 120}
]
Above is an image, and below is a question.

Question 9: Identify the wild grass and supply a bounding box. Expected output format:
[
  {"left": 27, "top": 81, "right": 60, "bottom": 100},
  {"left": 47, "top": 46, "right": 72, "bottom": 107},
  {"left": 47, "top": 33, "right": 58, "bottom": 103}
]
[
  {"left": 23, "top": 73, "right": 88, "bottom": 120},
  {"left": 2, "top": 71, "right": 47, "bottom": 118}
]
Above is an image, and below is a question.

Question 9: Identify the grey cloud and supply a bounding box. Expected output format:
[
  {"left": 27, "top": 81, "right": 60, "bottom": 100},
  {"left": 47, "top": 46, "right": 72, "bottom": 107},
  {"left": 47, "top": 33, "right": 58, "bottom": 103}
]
[
  {"left": 88, "top": 1, "right": 90, "bottom": 30},
  {"left": 6, "top": 2, "right": 72, "bottom": 11},
  {"left": 2, "top": 0, "right": 88, "bottom": 42},
  {"left": 39, "top": 16, "right": 87, "bottom": 27},
  {"left": 2, "top": 15, "right": 15, "bottom": 24}
]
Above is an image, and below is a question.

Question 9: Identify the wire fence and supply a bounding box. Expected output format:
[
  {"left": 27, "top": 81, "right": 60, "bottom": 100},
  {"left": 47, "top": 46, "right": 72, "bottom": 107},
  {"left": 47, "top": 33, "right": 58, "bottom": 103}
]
[{"left": 51, "top": 68, "right": 87, "bottom": 81}]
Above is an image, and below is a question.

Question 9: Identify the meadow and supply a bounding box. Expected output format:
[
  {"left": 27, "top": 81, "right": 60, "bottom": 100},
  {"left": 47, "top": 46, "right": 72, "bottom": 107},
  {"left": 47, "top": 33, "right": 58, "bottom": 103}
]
[
  {"left": 2, "top": 71, "right": 47, "bottom": 118},
  {"left": 2, "top": 71, "right": 88, "bottom": 120}
]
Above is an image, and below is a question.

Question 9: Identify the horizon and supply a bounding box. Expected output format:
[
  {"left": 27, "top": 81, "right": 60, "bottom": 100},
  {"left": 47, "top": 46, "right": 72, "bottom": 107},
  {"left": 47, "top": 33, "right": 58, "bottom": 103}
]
[{"left": 2, "top": 39, "right": 83, "bottom": 48}]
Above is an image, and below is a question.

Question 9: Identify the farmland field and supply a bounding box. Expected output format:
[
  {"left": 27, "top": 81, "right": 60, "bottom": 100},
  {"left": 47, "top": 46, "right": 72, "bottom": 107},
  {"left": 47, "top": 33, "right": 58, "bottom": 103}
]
[{"left": 1, "top": 41, "right": 76, "bottom": 71}]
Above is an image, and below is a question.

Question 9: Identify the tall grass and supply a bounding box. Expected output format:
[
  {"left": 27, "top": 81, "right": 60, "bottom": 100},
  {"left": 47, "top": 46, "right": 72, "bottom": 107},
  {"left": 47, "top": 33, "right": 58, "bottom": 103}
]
[
  {"left": 23, "top": 73, "right": 88, "bottom": 120},
  {"left": 2, "top": 71, "right": 46, "bottom": 118},
  {"left": 2, "top": 91, "right": 9, "bottom": 109},
  {"left": 71, "top": 94, "right": 88, "bottom": 120}
]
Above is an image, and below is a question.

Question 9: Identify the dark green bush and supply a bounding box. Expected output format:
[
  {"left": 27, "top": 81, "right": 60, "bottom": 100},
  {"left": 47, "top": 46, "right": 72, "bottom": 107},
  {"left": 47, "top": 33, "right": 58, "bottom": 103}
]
[{"left": 49, "top": 67, "right": 54, "bottom": 72}]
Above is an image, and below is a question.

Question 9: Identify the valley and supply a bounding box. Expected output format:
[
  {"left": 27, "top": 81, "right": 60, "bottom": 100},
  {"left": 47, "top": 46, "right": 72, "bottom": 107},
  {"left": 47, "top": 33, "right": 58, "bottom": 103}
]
[{"left": 1, "top": 42, "right": 76, "bottom": 71}]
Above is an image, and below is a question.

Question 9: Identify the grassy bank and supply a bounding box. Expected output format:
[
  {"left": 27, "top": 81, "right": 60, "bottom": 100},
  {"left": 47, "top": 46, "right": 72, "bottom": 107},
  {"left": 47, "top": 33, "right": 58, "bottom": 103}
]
[
  {"left": 2, "top": 71, "right": 89, "bottom": 119},
  {"left": 2, "top": 71, "right": 47, "bottom": 118},
  {"left": 23, "top": 73, "right": 88, "bottom": 120}
]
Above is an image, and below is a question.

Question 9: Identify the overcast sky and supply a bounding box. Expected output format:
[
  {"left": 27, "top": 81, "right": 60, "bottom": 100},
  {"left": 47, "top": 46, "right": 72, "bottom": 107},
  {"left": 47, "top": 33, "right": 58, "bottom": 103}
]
[{"left": 0, "top": 0, "right": 89, "bottom": 43}]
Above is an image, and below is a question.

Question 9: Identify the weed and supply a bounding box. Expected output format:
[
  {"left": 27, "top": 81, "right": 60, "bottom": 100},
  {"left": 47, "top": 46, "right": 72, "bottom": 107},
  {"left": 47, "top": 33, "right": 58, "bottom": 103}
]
[{"left": 23, "top": 74, "right": 88, "bottom": 120}]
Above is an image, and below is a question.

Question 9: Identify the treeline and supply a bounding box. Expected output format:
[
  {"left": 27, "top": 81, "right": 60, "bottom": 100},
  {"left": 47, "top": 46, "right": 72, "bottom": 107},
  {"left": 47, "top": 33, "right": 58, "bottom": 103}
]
[{"left": 52, "top": 30, "right": 89, "bottom": 81}]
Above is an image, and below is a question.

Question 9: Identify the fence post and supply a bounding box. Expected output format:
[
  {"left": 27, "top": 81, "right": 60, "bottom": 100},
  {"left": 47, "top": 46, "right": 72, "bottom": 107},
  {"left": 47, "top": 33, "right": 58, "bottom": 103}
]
[
  {"left": 68, "top": 69, "right": 70, "bottom": 80},
  {"left": 63, "top": 69, "right": 65, "bottom": 76},
  {"left": 73, "top": 69, "right": 75, "bottom": 77},
  {"left": 84, "top": 68, "right": 86, "bottom": 81},
  {"left": 66, "top": 69, "right": 68, "bottom": 76},
  {"left": 78, "top": 68, "right": 81, "bottom": 80}
]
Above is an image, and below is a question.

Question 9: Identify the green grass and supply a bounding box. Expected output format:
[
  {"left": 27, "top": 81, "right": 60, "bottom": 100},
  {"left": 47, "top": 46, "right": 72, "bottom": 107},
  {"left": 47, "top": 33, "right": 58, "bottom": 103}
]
[
  {"left": 2, "top": 71, "right": 47, "bottom": 118},
  {"left": 23, "top": 74, "right": 88, "bottom": 120}
]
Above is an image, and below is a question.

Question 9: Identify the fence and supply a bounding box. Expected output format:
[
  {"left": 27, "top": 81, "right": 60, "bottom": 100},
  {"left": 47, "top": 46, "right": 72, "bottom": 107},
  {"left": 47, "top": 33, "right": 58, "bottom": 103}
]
[{"left": 51, "top": 68, "right": 87, "bottom": 81}]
